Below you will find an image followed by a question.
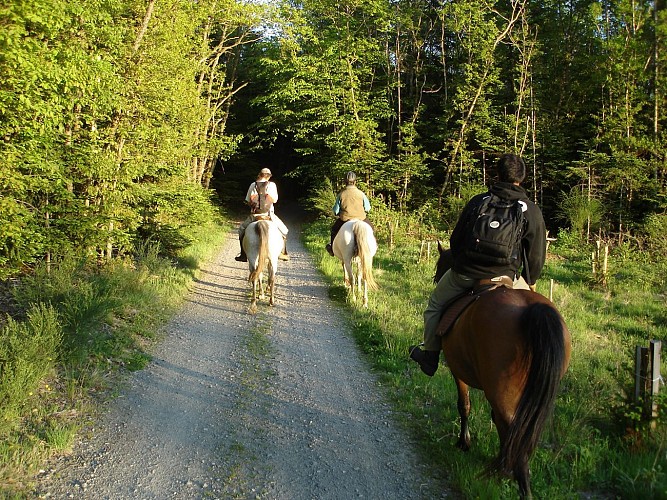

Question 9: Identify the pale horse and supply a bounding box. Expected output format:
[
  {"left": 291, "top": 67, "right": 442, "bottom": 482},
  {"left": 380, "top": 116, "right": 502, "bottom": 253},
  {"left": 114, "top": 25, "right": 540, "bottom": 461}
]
[
  {"left": 243, "top": 219, "right": 284, "bottom": 311},
  {"left": 332, "top": 219, "right": 378, "bottom": 307}
]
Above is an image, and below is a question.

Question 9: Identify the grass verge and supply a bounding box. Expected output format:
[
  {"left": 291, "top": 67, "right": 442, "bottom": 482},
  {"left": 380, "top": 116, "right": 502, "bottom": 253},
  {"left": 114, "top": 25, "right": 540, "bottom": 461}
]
[{"left": 0, "top": 218, "right": 229, "bottom": 496}]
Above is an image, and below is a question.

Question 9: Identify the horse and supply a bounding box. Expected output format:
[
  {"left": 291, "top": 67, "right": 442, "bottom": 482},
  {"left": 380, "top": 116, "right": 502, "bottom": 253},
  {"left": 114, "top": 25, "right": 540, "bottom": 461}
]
[
  {"left": 243, "top": 219, "right": 283, "bottom": 310},
  {"left": 433, "top": 243, "right": 571, "bottom": 499},
  {"left": 332, "top": 219, "right": 378, "bottom": 307}
]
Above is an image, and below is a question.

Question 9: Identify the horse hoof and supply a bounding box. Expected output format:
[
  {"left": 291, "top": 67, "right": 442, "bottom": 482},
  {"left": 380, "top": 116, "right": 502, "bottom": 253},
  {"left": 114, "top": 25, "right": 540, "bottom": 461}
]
[{"left": 456, "top": 439, "right": 471, "bottom": 451}]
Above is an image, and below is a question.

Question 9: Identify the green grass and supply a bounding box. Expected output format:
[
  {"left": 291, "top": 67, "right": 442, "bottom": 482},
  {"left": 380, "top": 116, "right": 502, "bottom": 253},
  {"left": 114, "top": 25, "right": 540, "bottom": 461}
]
[
  {"left": 303, "top": 217, "right": 667, "bottom": 499},
  {"left": 0, "top": 218, "right": 230, "bottom": 496}
]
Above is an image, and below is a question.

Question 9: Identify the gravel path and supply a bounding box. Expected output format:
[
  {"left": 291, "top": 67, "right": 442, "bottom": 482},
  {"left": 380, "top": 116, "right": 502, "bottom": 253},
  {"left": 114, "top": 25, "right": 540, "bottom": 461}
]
[{"left": 34, "top": 215, "right": 449, "bottom": 499}]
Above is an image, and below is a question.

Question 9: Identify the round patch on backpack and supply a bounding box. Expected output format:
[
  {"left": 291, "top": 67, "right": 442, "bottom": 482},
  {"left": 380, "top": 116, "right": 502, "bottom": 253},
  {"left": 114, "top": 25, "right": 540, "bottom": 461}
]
[{"left": 490, "top": 221, "right": 500, "bottom": 229}]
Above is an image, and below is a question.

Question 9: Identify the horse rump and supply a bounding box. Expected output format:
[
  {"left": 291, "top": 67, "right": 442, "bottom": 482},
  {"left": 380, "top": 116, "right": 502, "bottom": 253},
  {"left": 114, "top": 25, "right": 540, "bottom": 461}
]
[{"left": 488, "top": 301, "right": 568, "bottom": 481}]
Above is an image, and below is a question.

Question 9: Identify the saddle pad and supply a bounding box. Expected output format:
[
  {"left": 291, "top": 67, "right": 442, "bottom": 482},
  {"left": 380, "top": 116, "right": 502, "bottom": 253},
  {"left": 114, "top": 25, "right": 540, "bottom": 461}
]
[
  {"left": 436, "top": 293, "right": 479, "bottom": 337},
  {"left": 436, "top": 276, "right": 514, "bottom": 337}
]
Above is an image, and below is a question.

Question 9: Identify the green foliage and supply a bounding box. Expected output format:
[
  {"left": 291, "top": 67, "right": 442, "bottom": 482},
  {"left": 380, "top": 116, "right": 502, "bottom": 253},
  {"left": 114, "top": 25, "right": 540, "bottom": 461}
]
[
  {"left": 0, "top": 0, "right": 255, "bottom": 279},
  {"left": 0, "top": 219, "right": 227, "bottom": 492},
  {"left": 0, "top": 305, "right": 61, "bottom": 437},
  {"left": 135, "top": 183, "right": 221, "bottom": 257},
  {"left": 641, "top": 213, "right": 667, "bottom": 255},
  {"left": 558, "top": 188, "right": 604, "bottom": 237},
  {"left": 304, "top": 177, "right": 337, "bottom": 217}
]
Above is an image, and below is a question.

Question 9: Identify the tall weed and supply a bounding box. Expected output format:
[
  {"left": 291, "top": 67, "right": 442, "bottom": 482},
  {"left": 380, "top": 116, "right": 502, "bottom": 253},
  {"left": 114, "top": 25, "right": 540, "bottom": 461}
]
[{"left": 0, "top": 304, "right": 60, "bottom": 436}]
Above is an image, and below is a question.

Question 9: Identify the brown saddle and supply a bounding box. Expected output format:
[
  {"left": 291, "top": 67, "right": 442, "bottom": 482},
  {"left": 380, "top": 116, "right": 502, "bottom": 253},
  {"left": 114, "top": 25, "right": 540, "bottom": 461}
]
[
  {"left": 436, "top": 276, "right": 514, "bottom": 337},
  {"left": 252, "top": 214, "right": 271, "bottom": 221}
]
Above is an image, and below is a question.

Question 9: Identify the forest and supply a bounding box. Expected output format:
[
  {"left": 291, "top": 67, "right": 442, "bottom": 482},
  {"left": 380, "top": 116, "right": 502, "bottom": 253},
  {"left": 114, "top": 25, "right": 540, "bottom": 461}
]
[
  {"left": 1, "top": 0, "right": 666, "bottom": 497},
  {"left": 1, "top": 0, "right": 666, "bottom": 277}
]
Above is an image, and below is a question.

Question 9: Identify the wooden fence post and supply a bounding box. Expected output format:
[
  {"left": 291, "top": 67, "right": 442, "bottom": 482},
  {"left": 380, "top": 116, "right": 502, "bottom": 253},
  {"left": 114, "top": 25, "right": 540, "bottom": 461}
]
[
  {"left": 635, "top": 345, "right": 650, "bottom": 415},
  {"left": 635, "top": 341, "right": 663, "bottom": 428},
  {"left": 649, "top": 340, "right": 662, "bottom": 429},
  {"left": 388, "top": 221, "right": 395, "bottom": 249}
]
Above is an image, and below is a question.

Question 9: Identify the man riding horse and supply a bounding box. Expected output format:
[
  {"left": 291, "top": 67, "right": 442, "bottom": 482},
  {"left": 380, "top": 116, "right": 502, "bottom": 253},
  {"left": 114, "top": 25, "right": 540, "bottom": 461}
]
[
  {"left": 326, "top": 171, "right": 373, "bottom": 257},
  {"left": 410, "top": 153, "right": 547, "bottom": 376},
  {"left": 235, "top": 168, "right": 289, "bottom": 262}
]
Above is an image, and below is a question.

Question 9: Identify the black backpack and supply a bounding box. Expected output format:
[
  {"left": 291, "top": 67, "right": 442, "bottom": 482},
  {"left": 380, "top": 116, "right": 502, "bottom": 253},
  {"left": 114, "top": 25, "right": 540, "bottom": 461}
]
[
  {"left": 253, "top": 181, "right": 273, "bottom": 215},
  {"left": 464, "top": 193, "right": 526, "bottom": 266}
]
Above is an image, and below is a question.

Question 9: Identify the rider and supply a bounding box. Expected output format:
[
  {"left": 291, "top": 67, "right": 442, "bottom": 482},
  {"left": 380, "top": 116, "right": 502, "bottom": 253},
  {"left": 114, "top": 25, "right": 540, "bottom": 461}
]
[
  {"left": 409, "top": 153, "right": 547, "bottom": 376},
  {"left": 235, "top": 168, "right": 290, "bottom": 262},
  {"left": 325, "top": 171, "right": 372, "bottom": 256}
]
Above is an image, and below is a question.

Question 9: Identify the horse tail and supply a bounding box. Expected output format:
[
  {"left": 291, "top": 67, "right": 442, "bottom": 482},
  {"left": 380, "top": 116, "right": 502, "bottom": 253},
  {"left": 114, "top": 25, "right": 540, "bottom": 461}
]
[
  {"left": 353, "top": 222, "right": 378, "bottom": 290},
  {"left": 493, "top": 302, "right": 567, "bottom": 477},
  {"left": 249, "top": 221, "right": 269, "bottom": 282}
]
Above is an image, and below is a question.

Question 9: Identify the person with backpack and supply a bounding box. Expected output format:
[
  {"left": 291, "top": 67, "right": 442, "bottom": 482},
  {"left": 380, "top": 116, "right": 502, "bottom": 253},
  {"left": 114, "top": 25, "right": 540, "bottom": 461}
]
[
  {"left": 409, "top": 153, "right": 547, "bottom": 376},
  {"left": 235, "top": 168, "right": 290, "bottom": 262},
  {"left": 325, "top": 171, "right": 373, "bottom": 256}
]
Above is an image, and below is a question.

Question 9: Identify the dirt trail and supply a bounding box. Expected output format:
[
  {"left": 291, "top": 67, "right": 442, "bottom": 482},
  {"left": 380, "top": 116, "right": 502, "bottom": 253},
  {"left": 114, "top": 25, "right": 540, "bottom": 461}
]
[{"left": 35, "top": 215, "right": 448, "bottom": 499}]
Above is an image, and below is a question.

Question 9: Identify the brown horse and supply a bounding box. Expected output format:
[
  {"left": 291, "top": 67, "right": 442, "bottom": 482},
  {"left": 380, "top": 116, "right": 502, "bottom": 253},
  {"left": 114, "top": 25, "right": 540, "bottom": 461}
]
[{"left": 434, "top": 244, "right": 571, "bottom": 499}]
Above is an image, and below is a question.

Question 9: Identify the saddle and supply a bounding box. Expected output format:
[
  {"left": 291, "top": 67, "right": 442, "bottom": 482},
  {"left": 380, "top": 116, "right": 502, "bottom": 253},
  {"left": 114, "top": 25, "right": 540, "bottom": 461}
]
[
  {"left": 252, "top": 213, "right": 271, "bottom": 221},
  {"left": 436, "top": 275, "right": 514, "bottom": 337}
]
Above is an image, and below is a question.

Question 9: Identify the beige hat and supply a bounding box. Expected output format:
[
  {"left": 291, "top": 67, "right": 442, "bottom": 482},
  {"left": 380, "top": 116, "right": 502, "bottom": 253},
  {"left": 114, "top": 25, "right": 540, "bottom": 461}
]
[{"left": 259, "top": 168, "right": 272, "bottom": 176}]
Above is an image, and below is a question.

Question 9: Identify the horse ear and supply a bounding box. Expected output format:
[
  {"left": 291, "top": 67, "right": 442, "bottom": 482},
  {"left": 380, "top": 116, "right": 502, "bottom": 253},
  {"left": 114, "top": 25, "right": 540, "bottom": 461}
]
[{"left": 437, "top": 240, "right": 444, "bottom": 253}]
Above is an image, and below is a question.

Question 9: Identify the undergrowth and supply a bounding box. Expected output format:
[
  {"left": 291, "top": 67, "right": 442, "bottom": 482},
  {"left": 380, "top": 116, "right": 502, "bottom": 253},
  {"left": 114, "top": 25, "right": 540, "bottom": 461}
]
[{"left": 0, "top": 218, "right": 229, "bottom": 496}]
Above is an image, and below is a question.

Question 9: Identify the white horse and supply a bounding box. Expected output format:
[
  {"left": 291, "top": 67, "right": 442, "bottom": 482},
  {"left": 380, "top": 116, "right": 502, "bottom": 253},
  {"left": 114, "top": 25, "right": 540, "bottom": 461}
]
[
  {"left": 332, "top": 219, "right": 378, "bottom": 307},
  {"left": 243, "top": 219, "right": 283, "bottom": 311}
]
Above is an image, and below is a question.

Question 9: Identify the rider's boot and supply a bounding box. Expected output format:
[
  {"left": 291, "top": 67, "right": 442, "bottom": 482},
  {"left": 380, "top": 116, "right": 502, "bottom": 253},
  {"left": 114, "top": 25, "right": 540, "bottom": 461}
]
[
  {"left": 235, "top": 234, "right": 247, "bottom": 262},
  {"left": 408, "top": 345, "right": 439, "bottom": 376},
  {"left": 279, "top": 236, "right": 290, "bottom": 261},
  {"left": 325, "top": 242, "right": 334, "bottom": 256}
]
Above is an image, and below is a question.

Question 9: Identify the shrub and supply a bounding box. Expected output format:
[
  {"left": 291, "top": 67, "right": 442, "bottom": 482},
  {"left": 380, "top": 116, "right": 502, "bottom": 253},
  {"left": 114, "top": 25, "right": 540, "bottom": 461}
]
[
  {"left": 0, "top": 304, "right": 61, "bottom": 436},
  {"left": 641, "top": 213, "right": 667, "bottom": 255}
]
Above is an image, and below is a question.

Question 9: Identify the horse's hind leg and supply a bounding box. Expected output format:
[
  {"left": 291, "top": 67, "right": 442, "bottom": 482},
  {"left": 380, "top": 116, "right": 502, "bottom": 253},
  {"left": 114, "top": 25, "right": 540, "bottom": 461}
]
[
  {"left": 454, "top": 377, "right": 471, "bottom": 451},
  {"left": 515, "top": 462, "right": 532, "bottom": 499},
  {"left": 268, "top": 266, "right": 276, "bottom": 306},
  {"left": 491, "top": 413, "right": 532, "bottom": 498},
  {"left": 343, "top": 263, "right": 351, "bottom": 289},
  {"left": 250, "top": 279, "right": 258, "bottom": 312}
]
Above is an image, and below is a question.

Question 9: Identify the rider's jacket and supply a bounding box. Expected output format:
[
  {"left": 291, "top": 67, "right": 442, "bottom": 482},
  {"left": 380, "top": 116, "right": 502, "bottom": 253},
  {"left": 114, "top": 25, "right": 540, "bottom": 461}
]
[
  {"left": 334, "top": 185, "right": 370, "bottom": 221},
  {"left": 450, "top": 182, "right": 546, "bottom": 285}
]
